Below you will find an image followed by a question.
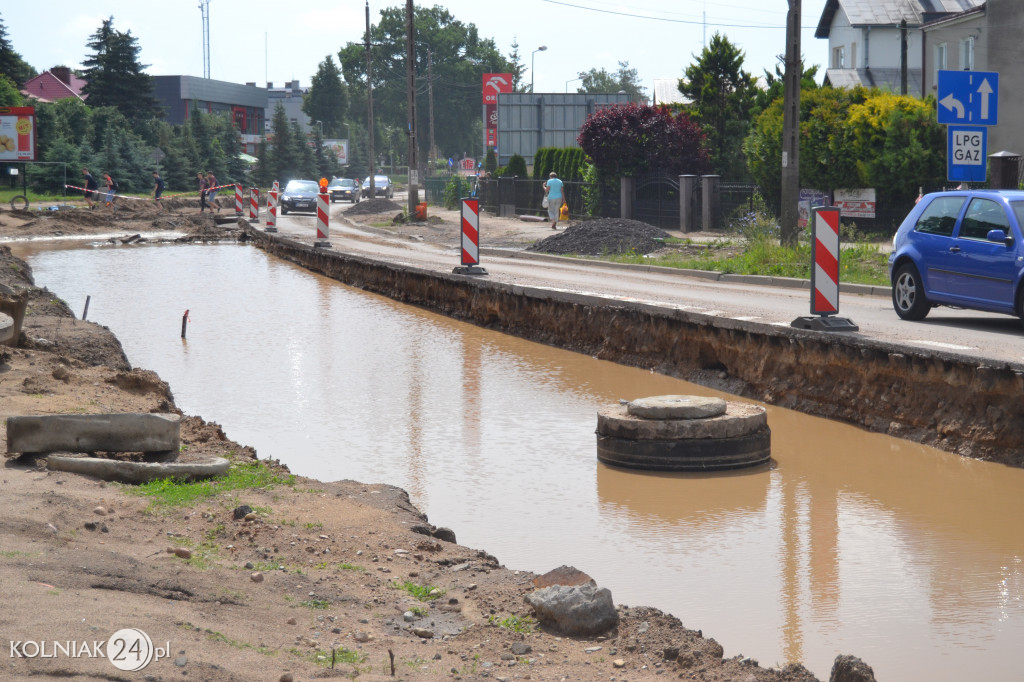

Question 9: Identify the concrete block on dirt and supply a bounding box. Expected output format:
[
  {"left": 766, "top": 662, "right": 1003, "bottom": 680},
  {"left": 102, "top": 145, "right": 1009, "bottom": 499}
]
[
  {"left": 46, "top": 454, "right": 228, "bottom": 483},
  {"left": 6, "top": 413, "right": 180, "bottom": 456},
  {"left": 0, "top": 311, "right": 12, "bottom": 344}
]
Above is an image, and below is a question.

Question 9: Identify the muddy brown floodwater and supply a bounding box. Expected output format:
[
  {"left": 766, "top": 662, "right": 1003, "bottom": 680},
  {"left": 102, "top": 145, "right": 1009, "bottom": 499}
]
[{"left": 14, "top": 239, "right": 1024, "bottom": 682}]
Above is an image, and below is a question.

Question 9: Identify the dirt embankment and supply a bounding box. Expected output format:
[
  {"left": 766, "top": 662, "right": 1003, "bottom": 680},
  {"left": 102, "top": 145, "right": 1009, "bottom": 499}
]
[{"left": 0, "top": 201, "right": 860, "bottom": 681}]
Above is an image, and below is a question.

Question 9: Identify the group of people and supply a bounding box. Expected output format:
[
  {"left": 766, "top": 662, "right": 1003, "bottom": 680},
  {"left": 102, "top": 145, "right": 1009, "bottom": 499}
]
[
  {"left": 197, "top": 171, "right": 221, "bottom": 213},
  {"left": 80, "top": 168, "right": 119, "bottom": 210},
  {"left": 81, "top": 168, "right": 220, "bottom": 213}
]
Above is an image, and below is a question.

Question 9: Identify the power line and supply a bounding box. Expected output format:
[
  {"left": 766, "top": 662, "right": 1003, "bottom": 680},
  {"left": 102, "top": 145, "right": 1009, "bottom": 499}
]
[{"left": 540, "top": 0, "right": 819, "bottom": 29}]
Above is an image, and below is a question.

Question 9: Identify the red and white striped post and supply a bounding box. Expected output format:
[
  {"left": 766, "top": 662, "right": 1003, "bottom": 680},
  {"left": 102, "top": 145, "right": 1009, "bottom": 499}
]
[
  {"left": 453, "top": 197, "right": 488, "bottom": 275},
  {"left": 249, "top": 187, "right": 259, "bottom": 223},
  {"left": 265, "top": 180, "right": 278, "bottom": 232},
  {"left": 234, "top": 183, "right": 243, "bottom": 215},
  {"left": 314, "top": 178, "right": 331, "bottom": 248},
  {"left": 792, "top": 205, "right": 857, "bottom": 331}
]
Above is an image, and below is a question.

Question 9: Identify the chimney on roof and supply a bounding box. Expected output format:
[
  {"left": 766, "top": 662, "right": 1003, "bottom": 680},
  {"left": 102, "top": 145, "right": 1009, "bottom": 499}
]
[
  {"left": 267, "top": 82, "right": 273, "bottom": 89},
  {"left": 52, "top": 67, "right": 71, "bottom": 85}
]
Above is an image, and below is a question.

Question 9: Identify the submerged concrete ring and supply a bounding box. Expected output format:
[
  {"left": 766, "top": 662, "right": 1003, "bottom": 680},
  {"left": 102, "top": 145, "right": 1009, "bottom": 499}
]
[
  {"left": 597, "top": 428, "right": 771, "bottom": 472},
  {"left": 598, "top": 402, "right": 766, "bottom": 440},
  {"left": 627, "top": 395, "right": 727, "bottom": 420}
]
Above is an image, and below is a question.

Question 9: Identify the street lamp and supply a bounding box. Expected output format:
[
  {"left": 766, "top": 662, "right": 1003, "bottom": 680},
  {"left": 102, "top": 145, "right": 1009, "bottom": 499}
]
[
  {"left": 565, "top": 76, "right": 582, "bottom": 93},
  {"left": 531, "top": 46, "right": 547, "bottom": 93},
  {"left": 314, "top": 120, "right": 323, "bottom": 136}
]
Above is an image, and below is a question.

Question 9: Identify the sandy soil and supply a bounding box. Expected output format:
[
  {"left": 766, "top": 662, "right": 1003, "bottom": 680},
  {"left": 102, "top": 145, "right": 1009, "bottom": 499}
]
[{"left": 0, "top": 198, "right": 840, "bottom": 681}]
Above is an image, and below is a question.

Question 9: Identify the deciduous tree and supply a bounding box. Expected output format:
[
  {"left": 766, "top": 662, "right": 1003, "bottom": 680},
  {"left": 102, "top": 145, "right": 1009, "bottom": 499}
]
[{"left": 576, "top": 61, "right": 645, "bottom": 101}]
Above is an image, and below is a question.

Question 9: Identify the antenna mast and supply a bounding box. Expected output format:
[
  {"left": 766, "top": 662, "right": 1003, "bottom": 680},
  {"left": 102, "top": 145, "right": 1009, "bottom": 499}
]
[{"left": 199, "top": 0, "right": 211, "bottom": 78}]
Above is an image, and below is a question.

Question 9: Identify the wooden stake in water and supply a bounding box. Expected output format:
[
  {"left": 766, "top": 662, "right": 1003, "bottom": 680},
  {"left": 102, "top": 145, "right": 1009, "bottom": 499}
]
[
  {"left": 181, "top": 309, "right": 190, "bottom": 338},
  {"left": 81, "top": 295, "right": 90, "bottom": 321}
]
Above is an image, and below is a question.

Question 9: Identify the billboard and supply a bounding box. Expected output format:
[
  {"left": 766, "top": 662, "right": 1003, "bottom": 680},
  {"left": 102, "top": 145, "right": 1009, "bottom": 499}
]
[
  {"left": 0, "top": 106, "right": 36, "bottom": 161},
  {"left": 833, "top": 188, "right": 876, "bottom": 219},
  {"left": 323, "top": 139, "right": 349, "bottom": 166}
]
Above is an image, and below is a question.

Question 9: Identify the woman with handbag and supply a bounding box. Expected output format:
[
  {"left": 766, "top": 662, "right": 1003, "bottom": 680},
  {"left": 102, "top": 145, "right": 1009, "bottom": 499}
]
[{"left": 543, "top": 172, "right": 564, "bottom": 229}]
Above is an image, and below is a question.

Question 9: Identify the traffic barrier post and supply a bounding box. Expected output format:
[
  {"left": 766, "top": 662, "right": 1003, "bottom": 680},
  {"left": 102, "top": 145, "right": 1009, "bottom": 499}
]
[
  {"left": 453, "top": 197, "right": 488, "bottom": 275},
  {"left": 266, "top": 180, "right": 278, "bottom": 232},
  {"left": 791, "top": 206, "right": 857, "bottom": 332},
  {"left": 314, "top": 178, "right": 331, "bottom": 248},
  {"left": 249, "top": 187, "right": 259, "bottom": 223},
  {"left": 235, "top": 184, "right": 243, "bottom": 215}
]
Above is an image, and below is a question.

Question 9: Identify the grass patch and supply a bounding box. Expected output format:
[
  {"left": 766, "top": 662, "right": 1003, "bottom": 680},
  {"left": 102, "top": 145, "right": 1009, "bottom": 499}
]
[
  {"left": 338, "top": 563, "right": 366, "bottom": 572},
  {"left": 299, "top": 598, "right": 331, "bottom": 609},
  {"left": 488, "top": 614, "right": 536, "bottom": 633},
  {"left": 179, "top": 622, "right": 274, "bottom": 655},
  {"left": 290, "top": 647, "right": 364, "bottom": 668},
  {"left": 124, "top": 462, "right": 295, "bottom": 509},
  {"left": 304, "top": 521, "right": 323, "bottom": 530},
  {"left": 252, "top": 559, "right": 284, "bottom": 572},
  {"left": 408, "top": 606, "right": 428, "bottom": 617},
  {"left": 392, "top": 580, "right": 445, "bottom": 602}
]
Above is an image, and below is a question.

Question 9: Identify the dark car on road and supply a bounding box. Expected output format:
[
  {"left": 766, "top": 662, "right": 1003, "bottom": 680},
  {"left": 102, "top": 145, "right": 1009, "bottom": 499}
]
[
  {"left": 279, "top": 179, "right": 319, "bottom": 215},
  {"left": 361, "top": 175, "right": 394, "bottom": 199},
  {"left": 888, "top": 190, "right": 1024, "bottom": 323},
  {"left": 327, "top": 177, "right": 360, "bottom": 203}
]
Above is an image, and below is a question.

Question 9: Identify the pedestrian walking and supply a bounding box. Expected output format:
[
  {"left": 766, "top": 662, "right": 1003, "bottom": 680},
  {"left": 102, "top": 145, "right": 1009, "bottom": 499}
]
[
  {"left": 152, "top": 171, "right": 165, "bottom": 211},
  {"left": 543, "top": 172, "right": 564, "bottom": 229},
  {"left": 205, "top": 171, "right": 221, "bottom": 212},
  {"left": 82, "top": 168, "right": 98, "bottom": 209},
  {"left": 197, "top": 172, "right": 208, "bottom": 212},
  {"left": 102, "top": 171, "right": 115, "bottom": 207}
]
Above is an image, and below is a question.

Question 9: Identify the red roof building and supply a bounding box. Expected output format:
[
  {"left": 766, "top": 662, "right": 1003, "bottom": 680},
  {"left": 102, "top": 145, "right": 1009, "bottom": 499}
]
[{"left": 21, "top": 67, "right": 87, "bottom": 103}]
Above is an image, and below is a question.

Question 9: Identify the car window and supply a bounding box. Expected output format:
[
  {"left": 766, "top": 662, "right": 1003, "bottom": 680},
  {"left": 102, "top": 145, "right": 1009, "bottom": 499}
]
[
  {"left": 286, "top": 181, "right": 317, "bottom": 192},
  {"left": 915, "top": 196, "right": 965, "bottom": 236},
  {"left": 1011, "top": 202, "right": 1024, "bottom": 233},
  {"left": 959, "top": 198, "right": 1009, "bottom": 240}
]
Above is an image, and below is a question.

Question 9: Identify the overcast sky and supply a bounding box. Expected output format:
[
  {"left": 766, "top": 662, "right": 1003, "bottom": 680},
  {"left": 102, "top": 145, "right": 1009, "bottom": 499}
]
[{"left": 5, "top": 1, "right": 829, "bottom": 96}]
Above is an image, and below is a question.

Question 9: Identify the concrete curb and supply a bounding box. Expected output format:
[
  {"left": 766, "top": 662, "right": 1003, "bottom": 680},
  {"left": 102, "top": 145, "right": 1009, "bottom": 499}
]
[
  {"left": 6, "top": 413, "right": 181, "bottom": 456},
  {"left": 46, "top": 455, "right": 230, "bottom": 483},
  {"left": 480, "top": 247, "right": 891, "bottom": 298}
]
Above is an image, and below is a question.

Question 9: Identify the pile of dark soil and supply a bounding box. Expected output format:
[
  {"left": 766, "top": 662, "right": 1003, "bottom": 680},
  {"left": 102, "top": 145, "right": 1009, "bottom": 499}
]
[
  {"left": 346, "top": 197, "right": 403, "bottom": 215},
  {"left": 527, "top": 218, "right": 670, "bottom": 256}
]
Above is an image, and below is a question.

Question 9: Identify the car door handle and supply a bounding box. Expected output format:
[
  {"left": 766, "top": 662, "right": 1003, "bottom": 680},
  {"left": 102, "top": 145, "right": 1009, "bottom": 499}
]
[{"left": 949, "top": 246, "right": 960, "bottom": 253}]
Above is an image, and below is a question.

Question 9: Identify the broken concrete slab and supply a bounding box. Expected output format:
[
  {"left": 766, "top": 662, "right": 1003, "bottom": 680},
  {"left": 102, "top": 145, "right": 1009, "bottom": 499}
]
[
  {"left": 6, "top": 413, "right": 180, "bottom": 456},
  {"left": 0, "top": 311, "right": 12, "bottom": 344},
  {"left": 46, "top": 454, "right": 229, "bottom": 483}
]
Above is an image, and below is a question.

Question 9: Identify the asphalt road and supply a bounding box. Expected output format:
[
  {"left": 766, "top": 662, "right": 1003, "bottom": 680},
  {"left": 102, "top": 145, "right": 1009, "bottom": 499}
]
[{"left": 272, "top": 206, "right": 1024, "bottom": 368}]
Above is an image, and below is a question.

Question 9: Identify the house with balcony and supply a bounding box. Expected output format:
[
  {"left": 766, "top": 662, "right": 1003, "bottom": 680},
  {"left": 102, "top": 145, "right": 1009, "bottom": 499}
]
[{"left": 815, "top": 0, "right": 983, "bottom": 97}]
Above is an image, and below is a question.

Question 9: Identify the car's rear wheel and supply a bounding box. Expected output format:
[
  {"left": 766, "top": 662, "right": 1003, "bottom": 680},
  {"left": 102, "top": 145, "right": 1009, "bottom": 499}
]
[
  {"left": 281, "top": 205, "right": 289, "bottom": 215},
  {"left": 892, "top": 263, "right": 930, "bottom": 320}
]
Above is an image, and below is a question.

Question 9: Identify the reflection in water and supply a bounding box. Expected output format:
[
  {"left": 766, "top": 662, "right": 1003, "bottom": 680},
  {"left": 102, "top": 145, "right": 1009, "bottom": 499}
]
[{"left": 14, "top": 241, "right": 1024, "bottom": 682}]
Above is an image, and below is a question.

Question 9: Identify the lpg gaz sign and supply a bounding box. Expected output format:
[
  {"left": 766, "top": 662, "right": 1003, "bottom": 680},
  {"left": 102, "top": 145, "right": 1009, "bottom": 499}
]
[{"left": 947, "top": 126, "right": 987, "bottom": 183}]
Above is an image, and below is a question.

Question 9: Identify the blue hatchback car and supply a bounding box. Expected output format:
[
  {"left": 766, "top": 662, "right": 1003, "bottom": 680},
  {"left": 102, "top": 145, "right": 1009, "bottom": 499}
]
[{"left": 888, "top": 190, "right": 1024, "bottom": 322}]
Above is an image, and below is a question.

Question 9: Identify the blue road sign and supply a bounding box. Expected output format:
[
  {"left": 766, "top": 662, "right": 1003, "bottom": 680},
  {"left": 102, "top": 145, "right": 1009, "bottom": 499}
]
[
  {"left": 937, "top": 70, "right": 999, "bottom": 126},
  {"left": 947, "top": 126, "right": 987, "bottom": 183}
]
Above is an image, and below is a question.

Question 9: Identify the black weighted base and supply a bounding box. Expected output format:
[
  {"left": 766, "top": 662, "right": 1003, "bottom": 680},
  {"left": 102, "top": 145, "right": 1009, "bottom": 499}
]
[
  {"left": 791, "top": 316, "right": 859, "bottom": 332},
  {"left": 596, "top": 427, "right": 771, "bottom": 472}
]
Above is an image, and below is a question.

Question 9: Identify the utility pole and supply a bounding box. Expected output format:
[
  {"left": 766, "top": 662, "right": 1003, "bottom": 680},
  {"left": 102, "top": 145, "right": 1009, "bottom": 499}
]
[
  {"left": 365, "top": 1, "right": 376, "bottom": 197},
  {"left": 428, "top": 49, "right": 436, "bottom": 171},
  {"left": 199, "top": 0, "right": 211, "bottom": 79},
  {"left": 405, "top": 0, "right": 419, "bottom": 213},
  {"left": 779, "top": 0, "right": 801, "bottom": 247}
]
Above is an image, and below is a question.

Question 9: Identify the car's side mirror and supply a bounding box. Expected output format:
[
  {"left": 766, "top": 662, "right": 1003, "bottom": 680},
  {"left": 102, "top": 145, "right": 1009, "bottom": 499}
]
[{"left": 987, "top": 229, "right": 1014, "bottom": 246}]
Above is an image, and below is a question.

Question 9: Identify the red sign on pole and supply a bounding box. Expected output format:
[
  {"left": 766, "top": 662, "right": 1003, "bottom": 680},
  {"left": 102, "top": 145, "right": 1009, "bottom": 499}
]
[{"left": 483, "top": 73, "right": 511, "bottom": 151}]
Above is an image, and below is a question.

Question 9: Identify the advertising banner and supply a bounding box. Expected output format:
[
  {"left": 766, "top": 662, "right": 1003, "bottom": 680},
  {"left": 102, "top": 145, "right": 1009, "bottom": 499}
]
[
  {"left": 0, "top": 106, "right": 36, "bottom": 161},
  {"left": 833, "top": 188, "right": 876, "bottom": 218},
  {"left": 323, "top": 139, "right": 349, "bottom": 166}
]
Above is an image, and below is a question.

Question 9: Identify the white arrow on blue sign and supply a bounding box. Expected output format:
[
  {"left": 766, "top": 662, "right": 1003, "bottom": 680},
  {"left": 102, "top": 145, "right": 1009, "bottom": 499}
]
[
  {"left": 937, "top": 70, "right": 998, "bottom": 126},
  {"left": 947, "top": 126, "right": 987, "bottom": 183}
]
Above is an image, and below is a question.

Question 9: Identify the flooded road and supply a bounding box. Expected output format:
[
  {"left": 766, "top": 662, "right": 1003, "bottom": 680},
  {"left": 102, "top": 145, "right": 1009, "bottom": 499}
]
[{"left": 13, "top": 240, "right": 1024, "bottom": 681}]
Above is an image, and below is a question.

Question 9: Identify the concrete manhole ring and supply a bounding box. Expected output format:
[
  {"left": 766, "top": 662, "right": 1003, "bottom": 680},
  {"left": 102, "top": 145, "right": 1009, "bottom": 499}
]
[
  {"left": 626, "top": 395, "right": 727, "bottom": 420},
  {"left": 598, "top": 402, "right": 766, "bottom": 441}
]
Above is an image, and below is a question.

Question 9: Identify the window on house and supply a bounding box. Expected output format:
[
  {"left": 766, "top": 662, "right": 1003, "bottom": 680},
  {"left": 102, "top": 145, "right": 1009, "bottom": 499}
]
[
  {"left": 935, "top": 43, "right": 947, "bottom": 83},
  {"left": 833, "top": 45, "right": 846, "bottom": 69},
  {"left": 960, "top": 36, "right": 975, "bottom": 70}
]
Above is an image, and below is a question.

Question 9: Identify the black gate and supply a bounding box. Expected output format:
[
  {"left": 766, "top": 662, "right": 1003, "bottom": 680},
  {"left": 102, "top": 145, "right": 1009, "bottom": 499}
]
[{"left": 633, "top": 173, "right": 680, "bottom": 229}]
